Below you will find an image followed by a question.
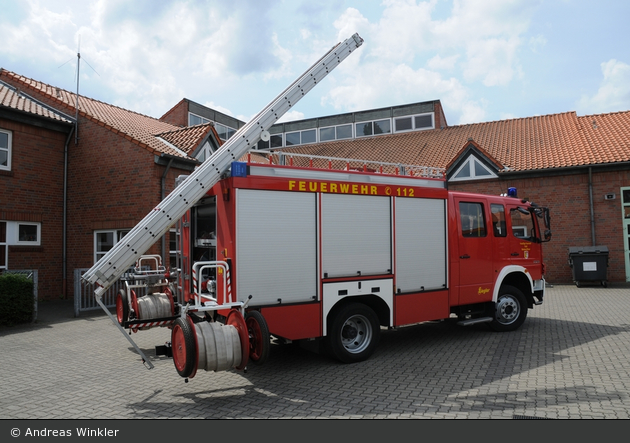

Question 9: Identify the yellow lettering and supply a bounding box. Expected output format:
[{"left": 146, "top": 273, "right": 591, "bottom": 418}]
[
  {"left": 299, "top": 181, "right": 306, "bottom": 191},
  {"left": 371, "top": 186, "right": 377, "bottom": 195},
  {"left": 289, "top": 181, "right": 296, "bottom": 191},
  {"left": 477, "top": 287, "right": 490, "bottom": 295},
  {"left": 352, "top": 184, "right": 358, "bottom": 194},
  {"left": 309, "top": 182, "right": 317, "bottom": 192},
  {"left": 330, "top": 183, "right": 338, "bottom": 193},
  {"left": 361, "top": 185, "right": 368, "bottom": 194},
  {"left": 321, "top": 182, "right": 327, "bottom": 193},
  {"left": 340, "top": 184, "right": 349, "bottom": 193}
]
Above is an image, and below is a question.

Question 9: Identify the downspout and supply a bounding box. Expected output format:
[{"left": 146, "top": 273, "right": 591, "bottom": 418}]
[
  {"left": 62, "top": 125, "right": 75, "bottom": 300},
  {"left": 589, "top": 167, "right": 596, "bottom": 245},
  {"left": 160, "top": 157, "right": 174, "bottom": 263}
]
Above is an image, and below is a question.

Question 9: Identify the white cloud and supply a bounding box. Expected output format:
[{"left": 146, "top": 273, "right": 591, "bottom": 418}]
[
  {"left": 463, "top": 37, "right": 522, "bottom": 86},
  {"left": 427, "top": 54, "right": 460, "bottom": 71},
  {"left": 528, "top": 34, "right": 547, "bottom": 53},
  {"left": 1, "top": 0, "right": 575, "bottom": 124},
  {"left": 578, "top": 59, "right": 630, "bottom": 114},
  {"left": 277, "top": 110, "right": 306, "bottom": 123}
]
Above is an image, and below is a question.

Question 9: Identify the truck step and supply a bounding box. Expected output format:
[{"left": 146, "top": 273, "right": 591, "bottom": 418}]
[{"left": 457, "top": 316, "right": 493, "bottom": 326}]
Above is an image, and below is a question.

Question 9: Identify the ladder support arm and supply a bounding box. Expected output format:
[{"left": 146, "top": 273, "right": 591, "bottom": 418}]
[{"left": 82, "top": 33, "right": 364, "bottom": 291}]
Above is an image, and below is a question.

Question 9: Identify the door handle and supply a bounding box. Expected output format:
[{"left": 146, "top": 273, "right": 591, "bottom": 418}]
[
  {"left": 460, "top": 254, "right": 470, "bottom": 259},
  {"left": 511, "top": 252, "right": 519, "bottom": 256}
]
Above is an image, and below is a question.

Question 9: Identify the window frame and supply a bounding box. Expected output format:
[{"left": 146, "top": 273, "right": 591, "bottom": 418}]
[
  {"left": 16, "top": 223, "right": 41, "bottom": 245},
  {"left": 394, "top": 112, "right": 434, "bottom": 133},
  {"left": 355, "top": 118, "right": 392, "bottom": 138},
  {"left": 94, "top": 229, "right": 130, "bottom": 263},
  {"left": 0, "top": 128, "right": 12, "bottom": 171},
  {"left": 3, "top": 221, "right": 41, "bottom": 246},
  {"left": 450, "top": 156, "right": 497, "bottom": 182}
]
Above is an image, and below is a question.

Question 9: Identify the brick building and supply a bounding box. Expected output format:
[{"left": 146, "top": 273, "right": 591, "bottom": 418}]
[
  {"left": 1, "top": 67, "right": 629, "bottom": 303},
  {"left": 1, "top": 80, "right": 74, "bottom": 299},
  {"left": 0, "top": 70, "right": 223, "bottom": 300}
]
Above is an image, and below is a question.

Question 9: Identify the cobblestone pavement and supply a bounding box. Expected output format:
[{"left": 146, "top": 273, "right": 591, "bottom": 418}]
[{"left": 1, "top": 283, "right": 629, "bottom": 419}]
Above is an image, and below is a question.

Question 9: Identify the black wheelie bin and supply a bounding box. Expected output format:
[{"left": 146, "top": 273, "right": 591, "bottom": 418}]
[{"left": 568, "top": 245, "right": 609, "bottom": 287}]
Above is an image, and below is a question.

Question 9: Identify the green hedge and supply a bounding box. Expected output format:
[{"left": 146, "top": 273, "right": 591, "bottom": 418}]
[{"left": 0, "top": 273, "right": 35, "bottom": 326}]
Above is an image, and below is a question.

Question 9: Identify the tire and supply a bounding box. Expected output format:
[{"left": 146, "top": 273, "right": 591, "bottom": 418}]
[
  {"left": 116, "top": 289, "right": 129, "bottom": 325},
  {"left": 171, "top": 317, "right": 197, "bottom": 378},
  {"left": 489, "top": 285, "right": 527, "bottom": 332},
  {"left": 245, "top": 310, "right": 270, "bottom": 365},
  {"left": 327, "top": 303, "right": 380, "bottom": 364}
]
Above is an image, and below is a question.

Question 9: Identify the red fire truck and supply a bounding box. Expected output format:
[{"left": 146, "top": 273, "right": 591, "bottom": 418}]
[
  {"left": 83, "top": 33, "right": 551, "bottom": 380},
  {"left": 113, "top": 150, "right": 551, "bottom": 380}
]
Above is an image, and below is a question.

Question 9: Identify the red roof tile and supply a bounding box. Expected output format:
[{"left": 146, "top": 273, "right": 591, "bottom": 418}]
[
  {"left": 280, "top": 110, "right": 630, "bottom": 172},
  {"left": 157, "top": 123, "right": 217, "bottom": 156},
  {"left": 579, "top": 111, "right": 630, "bottom": 165},
  {"left": 0, "top": 69, "right": 193, "bottom": 159},
  {"left": 0, "top": 81, "right": 73, "bottom": 124}
]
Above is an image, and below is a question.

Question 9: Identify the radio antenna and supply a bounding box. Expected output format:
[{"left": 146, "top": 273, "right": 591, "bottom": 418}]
[{"left": 74, "top": 36, "right": 81, "bottom": 144}]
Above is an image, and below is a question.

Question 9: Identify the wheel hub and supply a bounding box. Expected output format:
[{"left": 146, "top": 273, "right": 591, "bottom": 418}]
[
  {"left": 496, "top": 296, "right": 518, "bottom": 324},
  {"left": 342, "top": 324, "right": 359, "bottom": 341}
]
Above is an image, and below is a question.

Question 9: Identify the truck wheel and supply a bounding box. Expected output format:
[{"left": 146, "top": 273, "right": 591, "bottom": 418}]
[
  {"left": 489, "top": 285, "right": 527, "bottom": 332},
  {"left": 116, "top": 289, "right": 129, "bottom": 325},
  {"left": 246, "top": 310, "right": 270, "bottom": 364},
  {"left": 172, "top": 317, "right": 197, "bottom": 378},
  {"left": 327, "top": 303, "right": 380, "bottom": 364}
]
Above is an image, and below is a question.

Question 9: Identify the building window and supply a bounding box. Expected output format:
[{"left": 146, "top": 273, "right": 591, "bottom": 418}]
[
  {"left": 451, "top": 157, "right": 496, "bottom": 182},
  {"left": 286, "top": 129, "right": 316, "bottom": 146},
  {"left": 319, "top": 127, "right": 335, "bottom": 142},
  {"left": 188, "top": 113, "right": 208, "bottom": 126},
  {"left": 336, "top": 124, "right": 352, "bottom": 139},
  {"left": 188, "top": 113, "right": 236, "bottom": 142},
  {"left": 301, "top": 129, "right": 316, "bottom": 144},
  {"left": 395, "top": 117, "right": 413, "bottom": 132},
  {"left": 17, "top": 223, "right": 39, "bottom": 244},
  {"left": 94, "top": 229, "right": 129, "bottom": 263},
  {"left": 256, "top": 134, "right": 283, "bottom": 150},
  {"left": 394, "top": 113, "right": 433, "bottom": 133},
  {"left": 373, "top": 119, "right": 391, "bottom": 135},
  {"left": 319, "top": 124, "right": 352, "bottom": 142},
  {"left": 215, "top": 123, "right": 236, "bottom": 141},
  {"left": 2, "top": 221, "right": 41, "bottom": 246},
  {"left": 356, "top": 119, "right": 391, "bottom": 138},
  {"left": 285, "top": 131, "right": 300, "bottom": 146},
  {"left": 0, "top": 129, "right": 12, "bottom": 171}
]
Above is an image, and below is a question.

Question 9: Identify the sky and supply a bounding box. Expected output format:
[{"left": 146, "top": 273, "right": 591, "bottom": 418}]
[{"left": 1, "top": 0, "right": 629, "bottom": 127}]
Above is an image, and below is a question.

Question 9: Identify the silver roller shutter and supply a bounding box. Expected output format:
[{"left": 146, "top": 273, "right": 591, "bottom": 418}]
[
  {"left": 321, "top": 193, "right": 391, "bottom": 278},
  {"left": 236, "top": 189, "right": 317, "bottom": 306},
  {"left": 395, "top": 197, "right": 447, "bottom": 292}
]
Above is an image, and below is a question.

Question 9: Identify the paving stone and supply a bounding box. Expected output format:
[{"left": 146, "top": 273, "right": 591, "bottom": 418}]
[{"left": 1, "top": 284, "right": 630, "bottom": 419}]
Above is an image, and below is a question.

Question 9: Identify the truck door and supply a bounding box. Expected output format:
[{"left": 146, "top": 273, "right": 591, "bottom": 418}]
[
  {"left": 455, "top": 198, "right": 494, "bottom": 304},
  {"left": 507, "top": 203, "right": 543, "bottom": 280}
]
